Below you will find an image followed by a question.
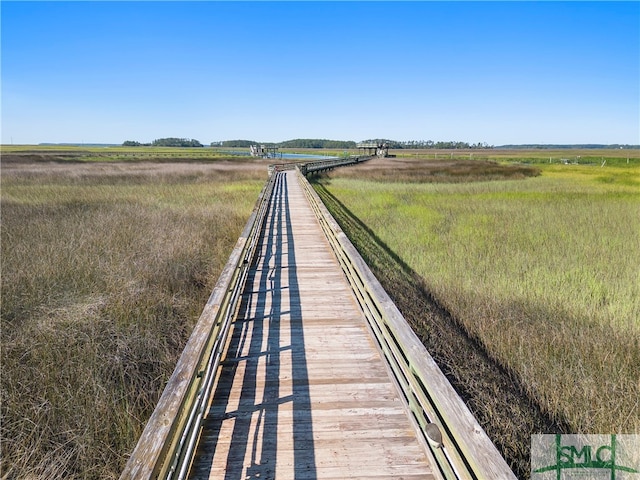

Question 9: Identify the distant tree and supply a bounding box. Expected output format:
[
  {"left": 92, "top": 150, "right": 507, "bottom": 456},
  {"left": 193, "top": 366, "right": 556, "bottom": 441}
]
[
  {"left": 123, "top": 140, "right": 141, "bottom": 146},
  {"left": 324, "top": 140, "right": 357, "bottom": 149},
  {"left": 152, "top": 138, "right": 203, "bottom": 147},
  {"left": 432, "top": 141, "right": 470, "bottom": 149},
  {"left": 360, "top": 139, "right": 405, "bottom": 149},
  {"left": 278, "top": 139, "right": 356, "bottom": 149},
  {"left": 221, "top": 140, "right": 258, "bottom": 148},
  {"left": 358, "top": 139, "right": 493, "bottom": 149}
]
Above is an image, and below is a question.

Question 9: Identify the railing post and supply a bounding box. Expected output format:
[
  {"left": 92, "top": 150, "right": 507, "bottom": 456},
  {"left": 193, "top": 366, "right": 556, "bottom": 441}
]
[
  {"left": 296, "top": 170, "right": 516, "bottom": 480},
  {"left": 120, "top": 173, "right": 278, "bottom": 480}
]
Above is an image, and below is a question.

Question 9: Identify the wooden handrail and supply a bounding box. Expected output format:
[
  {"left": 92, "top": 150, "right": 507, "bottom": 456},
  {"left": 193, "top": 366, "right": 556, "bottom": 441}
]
[
  {"left": 296, "top": 167, "right": 516, "bottom": 480},
  {"left": 268, "top": 155, "right": 373, "bottom": 177},
  {"left": 301, "top": 155, "right": 372, "bottom": 175},
  {"left": 119, "top": 173, "right": 277, "bottom": 480},
  {"left": 121, "top": 162, "right": 515, "bottom": 480}
]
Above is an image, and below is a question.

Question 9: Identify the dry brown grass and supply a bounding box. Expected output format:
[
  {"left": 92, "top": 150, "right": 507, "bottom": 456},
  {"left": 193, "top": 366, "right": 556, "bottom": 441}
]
[
  {"left": 1, "top": 155, "right": 265, "bottom": 479},
  {"left": 314, "top": 156, "right": 541, "bottom": 183}
]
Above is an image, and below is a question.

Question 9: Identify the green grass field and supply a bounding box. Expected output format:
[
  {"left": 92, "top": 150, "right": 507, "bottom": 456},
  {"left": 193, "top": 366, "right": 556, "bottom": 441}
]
[{"left": 314, "top": 154, "right": 639, "bottom": 477}]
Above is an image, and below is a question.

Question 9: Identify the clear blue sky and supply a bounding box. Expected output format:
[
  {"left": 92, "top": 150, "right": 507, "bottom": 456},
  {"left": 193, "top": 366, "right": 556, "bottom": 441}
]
[{"left": 2, "top": 1, "right": 639, "bottom": 145}]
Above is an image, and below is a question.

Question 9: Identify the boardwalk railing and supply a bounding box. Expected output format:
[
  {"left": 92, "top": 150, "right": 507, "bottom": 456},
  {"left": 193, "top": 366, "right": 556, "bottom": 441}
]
[
  {"left": 120, "top": 173, "right": 278, "bottom": 480},
  {"left": 268, "top": 155, "right": 373, "bottom": 177},
  {"left": 296, "top": 167, "right": 516, "bottom": 480},
  {"left": 121, "top": 158, "right": 516, "bottom": 480}
]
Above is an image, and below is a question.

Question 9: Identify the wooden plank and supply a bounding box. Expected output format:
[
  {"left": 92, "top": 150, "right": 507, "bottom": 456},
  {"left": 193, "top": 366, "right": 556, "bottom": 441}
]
[
  {"left": 188, "top": 171, "right": 437, "bottom": 480},
  {"left": 300, "top": 169, "right": 517, "bottom": 479},
  {"left": 119, "top": 176, "right": 279, "bottom": 480}
]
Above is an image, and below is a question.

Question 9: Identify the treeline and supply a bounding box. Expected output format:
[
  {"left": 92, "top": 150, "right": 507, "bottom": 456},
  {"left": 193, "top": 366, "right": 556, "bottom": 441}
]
[
  {"left": 213, "top": 139, "right": 356, "bottom": 149},
  {"left": 215, "top": 140, "right": 256, "bottom": 148},
  {"left": 215, "top": 139, "right": 494, "bottom": 149},
  {"left": 119, "top": 138, "right": 637, "bottom": 150},
  {"left": 279, "top": 139, "right": 357, "bottom": 149},
  {"left": 362, "top": 139, "right": 494, "bottom": 149},
  {"left": 123, "top": 138, "right": 203, "bottom": 147},
  {"left": 497, "top": 144, "right": 639, "bottom": 150}
]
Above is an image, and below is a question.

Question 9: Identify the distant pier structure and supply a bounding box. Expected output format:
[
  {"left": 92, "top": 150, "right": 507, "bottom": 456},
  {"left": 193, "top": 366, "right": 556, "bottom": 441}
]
[
  {"left": 250, "top": 144, "right": 280, "bottom": 158},
  {"left": 357, "top": 141, "right": 389, "bottom": 157}
]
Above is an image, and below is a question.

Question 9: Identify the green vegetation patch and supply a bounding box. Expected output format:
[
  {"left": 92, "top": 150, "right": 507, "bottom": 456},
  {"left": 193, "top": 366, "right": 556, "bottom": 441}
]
[
  {"left": 314, "top": 160, "right": 640, "bottom": 477},
  {"left": 324, "top": 158, "right": 541, "bottom": 183}
]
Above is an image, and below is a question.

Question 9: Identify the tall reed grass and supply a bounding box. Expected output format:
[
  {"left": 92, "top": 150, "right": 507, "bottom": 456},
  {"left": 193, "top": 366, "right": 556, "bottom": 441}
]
[
  {"left": 1, "top": 161, "right": 265, "bottom": 479},
  {"left": 316, "top": 161, "right": 639, "bottom": 437}
]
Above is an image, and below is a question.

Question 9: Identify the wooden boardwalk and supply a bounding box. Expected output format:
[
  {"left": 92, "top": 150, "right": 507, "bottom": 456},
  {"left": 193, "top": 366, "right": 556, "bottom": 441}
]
[{"left": 188, "top": 170, "right": 438, "bottom": 480}]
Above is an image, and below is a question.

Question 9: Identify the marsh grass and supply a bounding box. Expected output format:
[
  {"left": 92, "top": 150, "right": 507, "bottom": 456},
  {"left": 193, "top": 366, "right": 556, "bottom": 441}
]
[
  {"left": 1, "top": 159, "right": 265, "bottom": 479},
  {"left": 326, "top": 158, "right": 541, "bottom": 183},
  {"left": 1, "top": 145, "right": 255, "bottom": 164},
  {"left": 391, "top": 148, "right": 640, "bottom": 165},
  {"left": 315, "top": 159, "right": 640, "bottom": 475}
]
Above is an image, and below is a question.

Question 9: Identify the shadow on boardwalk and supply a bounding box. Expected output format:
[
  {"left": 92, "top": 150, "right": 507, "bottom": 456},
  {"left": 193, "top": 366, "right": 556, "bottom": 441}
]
[{"left": 190, "top": 174, "right": 317, "bottom": 480}]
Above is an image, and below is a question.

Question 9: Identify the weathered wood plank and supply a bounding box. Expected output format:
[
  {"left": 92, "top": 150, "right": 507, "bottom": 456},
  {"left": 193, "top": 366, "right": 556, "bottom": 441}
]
[
  {"left": 300, "top": 169, "right": 517, "bottom": 479},
  {"left": 188, "top": 171, "right": 437, "bottom": 480},
  {"left": 119, "top": 176, "right": 278, "bottom": 480}
]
